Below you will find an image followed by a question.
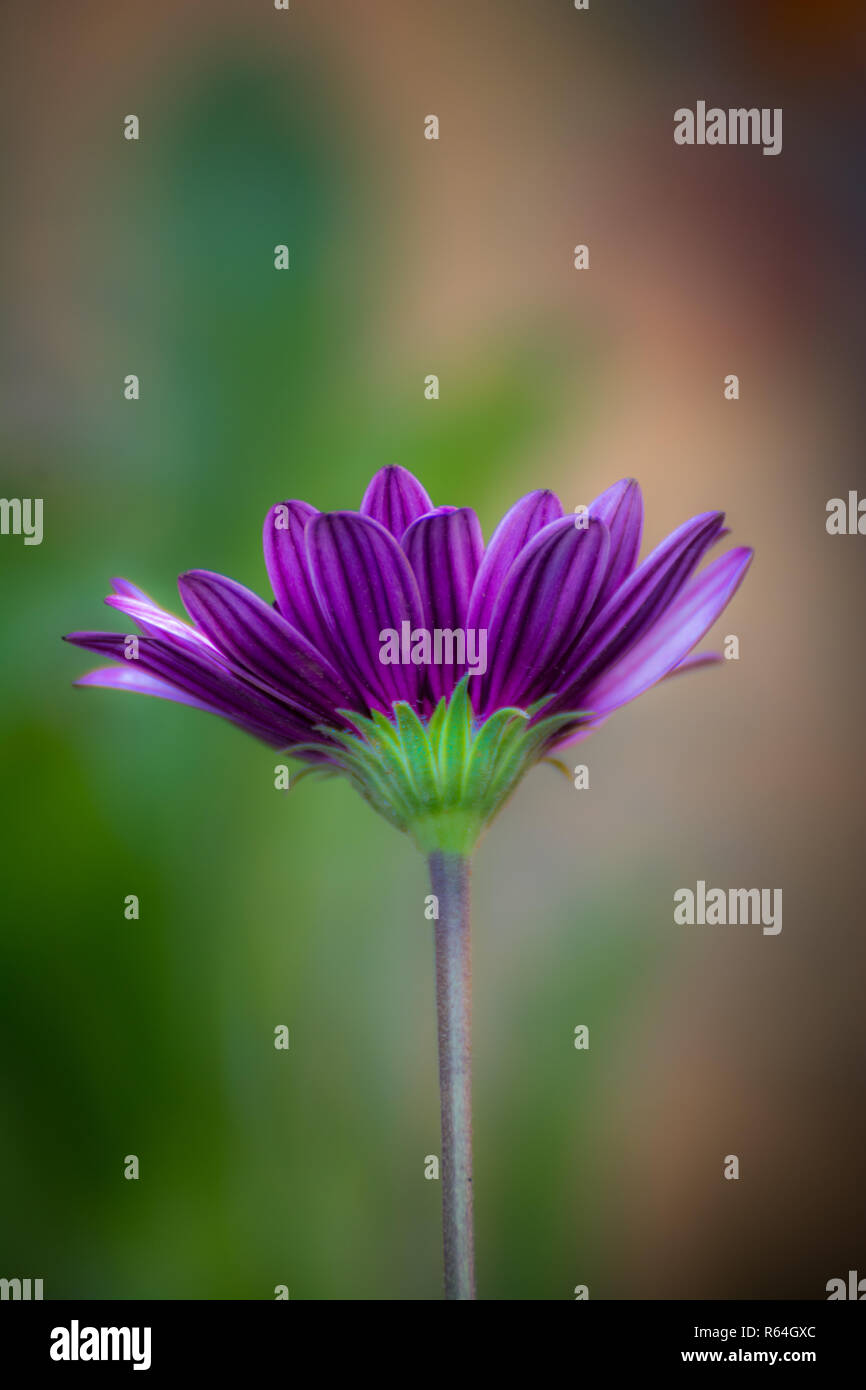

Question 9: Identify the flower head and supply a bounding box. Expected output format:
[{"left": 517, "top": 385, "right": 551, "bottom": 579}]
[{"left": 65, "top": 466, "right": 751, "bottom": 851}]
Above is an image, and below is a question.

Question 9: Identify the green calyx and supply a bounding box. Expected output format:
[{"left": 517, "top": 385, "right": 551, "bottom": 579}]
[{"left": 289, "top": 677, "right": 588, "bottom": 855}]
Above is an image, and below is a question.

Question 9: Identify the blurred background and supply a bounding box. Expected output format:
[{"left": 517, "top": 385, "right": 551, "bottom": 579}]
[{"left": 1, "top": 0, "right": 864, "bottom": 1299}]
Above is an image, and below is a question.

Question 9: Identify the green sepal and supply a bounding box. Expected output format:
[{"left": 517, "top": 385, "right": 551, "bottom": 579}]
[
  {"left": 285, "top": 682, "right": 590, "bottom": 854},
  {"left": 437, "top": 677, "right": 472, "bottom": 807}
]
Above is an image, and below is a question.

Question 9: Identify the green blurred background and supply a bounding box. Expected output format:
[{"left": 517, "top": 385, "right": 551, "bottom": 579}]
[{"left": 2, "top": 0, "right": 864, "bottom": 1299}]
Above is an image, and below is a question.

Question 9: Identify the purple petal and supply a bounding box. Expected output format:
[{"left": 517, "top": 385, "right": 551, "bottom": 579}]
[
  {"left": 76, "top": 665, "right": 338, "bottom": 761},
  {"left": 105, "top": 592, "right": 220, "bottom": 655},
  {"left": 109, "top": 577, "right": 153, "bottom": 602},
  {"left": 466, "top": 489, "right": 563, "bottom": 634},
  {"left": 306, "top": 511, "right": 426, "bottom": 709},
  {"left": 554, "top": 510, "right": 726, "bottom": 706},
  {"left": 580, "top": 547, "right": 752, "bottom": 716},
  {"left": 262, "top": 499, "right": 334, "bottom": 653},
  {"left": 547, "top": 652, "right": 721, "bottom": 755},
  {"left": 665, "top": 650, "right": 723, "bottom": 678},
  {"left": 178, "top": 570, "right": 355, "bottom": 719},
  {"left": 76, "top": 664, "right": 216, "bottom": 709},
  {"left": 402, "top": 508, "right": 484, "bottom": 701},
  {"left": 65, "top": 632, "right": 321, "bottom": 746},
  {"left": 479, "top": 515, "right": 610, "bottom": 714},
  {"left": 359, "top": 465, "right": 434, "bottom": 539},
  {"left": 71, "top": 663, "right": 295, "bottom": 740},
  {"left": 588, "top": 478, "right": 644, "bottom": 609}
]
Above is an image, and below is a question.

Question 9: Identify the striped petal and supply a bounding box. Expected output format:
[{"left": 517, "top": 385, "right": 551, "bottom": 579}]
[
  {"left": 553, "top": 510, "right": 726, "bottom": 708},
  {"left": 65, "top": 632, "right": 320, "bottom": 746},
  {"left": 104, "top": 591, "right": 219, "bottom": 656},
  {"left": 466, "top": 489, "right": 562, "bottom": 634},
  {"left": 480, "top": 515, "right": 610, "bottom": 714},
  {"left": 360, "top": 465, "right": 434, "bottom": 539},
  {"left": 73, "top": 663, "right": 304, "bottom": 748},
  {"left": 305, "top": 511, "right": 426, "bottom": 709},
  {"left": 402, "top": 507, "right": 484, "bottom": 701},
  {"left": 262, "top": 499, "right": 333, "bottom": 653},
  {"left": 588, "top": 478, "right": 643, "bottom": 610},
  {"left": 178, "top": 570, "right": 355, "bottom": 720},
  {"left": 77, "top": 663, "right": 218, "bottom": 710},
  {"left": 580, "top": 547, "right": 752, "bottom": 717}
]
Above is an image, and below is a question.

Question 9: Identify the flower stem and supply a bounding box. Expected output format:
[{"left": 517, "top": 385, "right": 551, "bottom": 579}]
[{"left": 428, "top": 850, "right": 476, "bottom": 1300}]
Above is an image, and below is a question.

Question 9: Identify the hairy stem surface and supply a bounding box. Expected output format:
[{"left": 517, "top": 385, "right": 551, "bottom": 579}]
[{"left": 428, "top": 850, "right": 476, "bottom": 1300}]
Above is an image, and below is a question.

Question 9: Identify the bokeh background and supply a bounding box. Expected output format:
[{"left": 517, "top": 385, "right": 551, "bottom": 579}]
[{"left": 2, "top": 0, "right": 864, "bottom": 1300}]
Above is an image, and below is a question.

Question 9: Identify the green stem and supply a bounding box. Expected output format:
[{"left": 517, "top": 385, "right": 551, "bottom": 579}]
[{"left": 428, "top": 850, "right": 476, "bottom": 1300}]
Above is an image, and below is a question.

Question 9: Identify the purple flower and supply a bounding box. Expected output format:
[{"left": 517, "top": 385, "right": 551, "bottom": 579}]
[
  {"left": 65, "top": 466, "right": 751, "bottom": 767},
  {"left": 63, "top": 462, "right": 753, "bottom": 1299}
]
